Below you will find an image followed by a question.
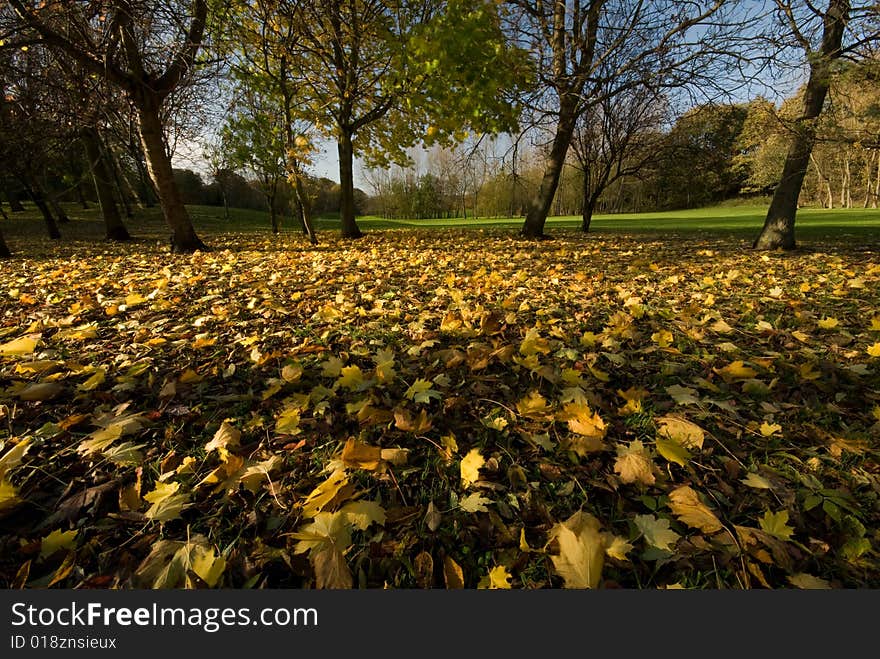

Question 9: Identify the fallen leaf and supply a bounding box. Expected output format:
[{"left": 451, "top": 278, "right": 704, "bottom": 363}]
[
  {"left": 759, "top": 510, "right": 794, "bottom": 541},
  {"left": 655, "top": 415, "right": 705, "bottom": 450},
  {"left": 787, "top": 573, "right": 832, "bottom": 589},
  {"left": 0, "top": 333, "right": 40, "bottom": 356},
  {"left": 634, "top": 514, "right": 681, "bottom": 551},
  {"left": 443, "top": 556, "right": 465, "bottom": 589},
  {"left": 459, "top": 492, "right": 492, "bottom": 513},
  {"left": 668, "top": 486, "right": 723, "bottom": 533},
  {"left": 548, "top": 511, "right": 605, "bottom": 588},
  {"left": 614, "top": 440, "right": 655, "bottom": 485},
  {"left": 460, "top": 448, "right": 485, "bottom": 489}
]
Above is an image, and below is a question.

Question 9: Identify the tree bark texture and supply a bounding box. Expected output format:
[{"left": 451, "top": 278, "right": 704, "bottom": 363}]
[
  {"left": 521, "top": 102, "right": 577, "bottom": 237},
  {"left": 81, "top": 125, "right": 130, "bottom": 241},
  {"left": 135, "top": 94, "right": 207, "bottom": 252},
  {"left": 338, "top": 132, "right": 363, "bottom": 239},
  {"left": 753, "top": 0, "right": 849, "bottom": 250}
]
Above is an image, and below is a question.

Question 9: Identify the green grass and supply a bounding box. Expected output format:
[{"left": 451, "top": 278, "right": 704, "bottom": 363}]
[{"left": 3, "top": 201, "right": 879, "bottom": 246}]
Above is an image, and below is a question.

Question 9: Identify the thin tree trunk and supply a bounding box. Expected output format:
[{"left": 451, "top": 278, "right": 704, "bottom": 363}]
[
  {"left": 135, "top": 95, "right": 207, "bottom": 252},
  {"left": 106, "top": 145, "right": 138, "bottom": 216},
  {"left": 753, "top": 0, "right": 849, "bottom": 250},
  {"left": 47, "top": 193, "right": 70, "bottom": 224},
  {"left": 291, "top": 161, "right": 318, "bottom": 245},
  {"left": 521, "top": 102, "right": 577, "bottom": 237},
  {"left": 81, "top": 125, "right": 130, "bottom": 241},
  {"left": 874, "top": 150, "right": 880, "bottom": 209},
  {"left": 810, "top": 153, "right": 833, "bottom": 208},
  {"left": 863, "top": 151, "right": 875, "bottom": 208},
  {"left": 20, "top": 176, "right": 61, "bottom": 239},
  {"left": 0, "top": 227, "right": 10, "bottom": 257},
  {"left": 338, "top": 131, "right": 362, "bottom": 238}
]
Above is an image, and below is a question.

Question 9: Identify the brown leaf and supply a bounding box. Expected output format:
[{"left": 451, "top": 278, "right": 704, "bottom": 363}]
[
  {"left": 414, "top": 551, "right": 434, "bottom": 588},
  {"left": 341, "top": 437, "right": 382, "bottom": 471},
  {"left": 668, "top": 486, "right": 723, "bottom": 533},
  {"left": 312, "top": 545, "right": 353, "bottom": 589},
  {"left": 443, "top": 556, "right": 464, "bottom": 589}
]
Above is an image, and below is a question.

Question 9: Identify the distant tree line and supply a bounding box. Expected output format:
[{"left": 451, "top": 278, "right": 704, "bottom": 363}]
[
  {"left": 171, "top": 169, "right": 368, "bottom": 219},
  {"left": 1, "top": 1, "right": 877, "bottom": 257}
]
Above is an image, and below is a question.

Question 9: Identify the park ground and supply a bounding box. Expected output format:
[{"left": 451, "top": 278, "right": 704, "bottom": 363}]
[{"left": 0, "top": 203, "right": 878, "bottom": 589}]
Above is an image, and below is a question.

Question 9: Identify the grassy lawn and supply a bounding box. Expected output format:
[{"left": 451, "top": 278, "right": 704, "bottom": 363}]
[
  {"left": 0, "top": 200, "right": 878, "bottom": 590},
  {"left": 3, "top": 202, "right": 879, "bottom": 250}
]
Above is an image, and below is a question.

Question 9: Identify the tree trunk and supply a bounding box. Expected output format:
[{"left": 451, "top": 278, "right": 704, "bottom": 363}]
[
  {"left": 291, "top": 163, "right": 318, "bottom": 245},
  {"left": 81, "top": 125, "right": 131, "bottom": 241},
  {"left": 135, "top": 94, "right": 207, "bottom": 252},
  {"left": 0, "top": 200, "right": 8, "bottom": 221},
  {"left": 133, "top": 153, "right": 157, "bottom": 207},
  {"left": 48, "top": 194, "right": 70, "bottom": 224},
  {"left": 0, "top": 228, "right": 10, "bottom": 258},
  {"left": 338, "top": 132, "right": 362, "bottom": 238},
  {"left": 580, "top": 164, "right": 592, "bottom": 232},
  {"left": 521, "top": 103, "right": 577, "bottom": 237},
  {"left": 106, "top": 146, "right": 138, "bottom": 217},
  {"left": 753, "top": 0, "right": 849, "bottom": 250},
  {"left": 20, "top": 176, "right": 61, "bottom": 239}
]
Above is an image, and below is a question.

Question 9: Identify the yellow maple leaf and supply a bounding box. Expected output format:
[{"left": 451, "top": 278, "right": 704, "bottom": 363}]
[
  {"left": 603, "top": 535, "right": 633, "bottom": 561},
  {"left": 299, "top": 469, "right": 350, "bottom": 518},
  {"left": 459, "top": 492, "right": 492, "bottom": 513},
  {"left": 759, "top": 510, "right": 794, "bottom": 541},
  {"left": 275, "top": 406, "right": 302, "bottom": 435},
  {"left": 290, "top": 511, "right": 352, "bottom": 557},
  {"left": 668, "top": 486, "right": 722, "bottom": 533},
  {"left": 867, "top": 343, "right": 880, "bottom": 358},
  {"left": 143, "top": 481, "right": 191, "bottom": 523},
  {"left": 339, "top": 500, "right": 386, "bottom": 530},
  {"left": 187, "top": 543, "right": 226, "bottom": 588},
  {"left": 39, "top": 529, "right": 78, "bottom": 560},
  {"left": 715, "top": 360, "right": 758, "bottom": 380},
  {"left": 655, "top": 415, "right": 705, "bottom": 450},
  {"left": 0, "top": 437, "right": 32, "bottom": 478},
  {"left": 205, "top": 421, "right": 241, "bottom": 460},
  {"left": 634, "top": 514, "right": 681, "bottom": 551},
  {"left": 560, "top": 402, "right": 607, "bottom": 444},
  {"left": 548, "top": 511, "right": 605, "bottom": 589},
  {"left": 178, "top": 368, "right": 203, "bottom": 384},
  {"left": 341, "top": 438, "right": 382, "bottom": 471},
  {"left": 337, "top": 365, "right": 365, "bottom": 390},
  {"left": 651, "top": 329, "right": 674, "bottom": 348},
  {"left": 741, "top": 472, "right": 773, "bottom": 489},
  {"left": 613, "top": 440, "right": 655, "bottom": 485},
  {"left": 479, "top": 565, "right": 512, "bottom": 589},
  {"left": 520, "top": 328, "right": 551, "bottom": 356},
  {"left": 517, "top": 390, "right": 552, "bottom": 419},
  {"left": 817, "top": 317, "right": 839, "bottom": 330},
  {"left": 0, "top": 333, "right": 40, "bottom": 356},
  {"left": 759, "top": 421, "right": 782, "bottom": 437},
  {"left": 460, "top": 449, "right": 485, "bottom": 489},
  {"left": 655, "top": 438, "right": 692, "bottom": 466}
]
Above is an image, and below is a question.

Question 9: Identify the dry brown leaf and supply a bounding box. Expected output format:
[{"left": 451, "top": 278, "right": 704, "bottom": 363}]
[
  {"left": 613, "top": 440, "right": 656, "bottom": 485},
  {"left": 655, "top": 415, "right": 705, "bottom": 450},
  {"left": 443, "top": 556, "right": 464, "bottom": 589},
  {"left": 668, "top": 486, "right": 723, "bottom": 533},
  {"left": 548, "top": 511, "right": 605, "bottom": 588}
]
